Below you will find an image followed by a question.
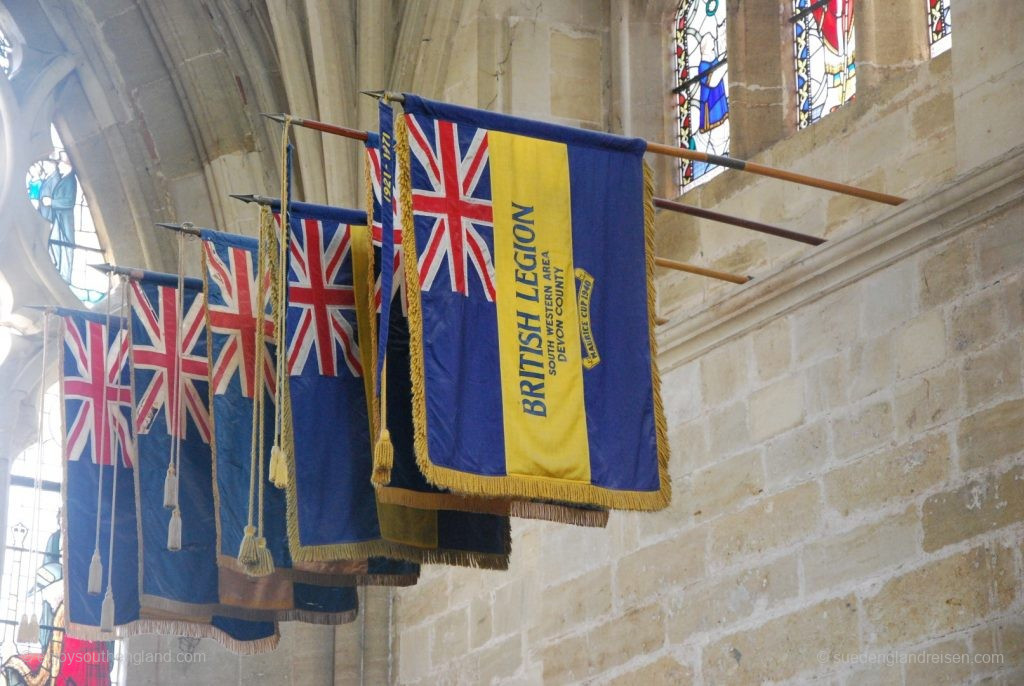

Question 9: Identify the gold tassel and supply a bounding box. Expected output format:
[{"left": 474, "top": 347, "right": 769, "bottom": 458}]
[
  {"left": 16, "top": 614, "right": 31, "bottom": 643},
  {"left": 237, "top": 525, "right": 258, "bottom": 567},
  {"left": 372, "top": 429, "right": 394, "bottom": 486},
  {"left": 167, "top": 507, "right": 182, "bottom": 552},
  {"left": 87, "top": 549, "right": 103, "bottom": 595},
  {"left": 269, "top": 445, "right": 288, "bottom": 489},
  {"left": 100, "top": 588, "right": 115, "bottom": 633},
  {"left": 163, "top": 466, "right": 178, "bottom": 509},
  {"left": 245, "top": 537, "right": 275, "bottom": 577}
]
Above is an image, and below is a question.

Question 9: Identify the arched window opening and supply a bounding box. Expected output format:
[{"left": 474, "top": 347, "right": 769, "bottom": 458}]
[
  {"left": 672, "top": 0, "right": 730, "bottom": 193},
  {"left": 26, "top": 125, "right": 108, "bottom": 305},
  {"left": 792, "top": 0, "right": 856, "bottom": 129},
  {"left": 927, "top": 0, "right": 952, "bottom": 57}
]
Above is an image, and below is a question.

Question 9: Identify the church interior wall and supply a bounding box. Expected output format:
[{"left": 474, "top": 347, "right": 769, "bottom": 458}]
[{"left": 0, "top": 0, "right": 1020, "bottom": 683}]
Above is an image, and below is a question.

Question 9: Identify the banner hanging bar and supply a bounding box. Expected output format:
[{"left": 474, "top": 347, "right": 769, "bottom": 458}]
[
  {"left": 654, "top": 198, "right": 825, "bottom": 246},
  {"left": 654, "top": 257, "right": 751, "bottom": 285},
  {"left": 369, "top": 92, "right": 903, "bottom": 206}
]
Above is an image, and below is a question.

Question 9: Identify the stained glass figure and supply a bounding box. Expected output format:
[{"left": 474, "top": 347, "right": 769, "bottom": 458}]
[
  {"left": 792, "top": 0, "right": 856, "bottom": 129},
  {"left": 672, "top": 0, "right": 729, "bottom": 192},
  {"left": 0, "top": 27, "right": 12, "bottom": 77},
  {"left": 25, "top": 125, "right": 107, "bottom": 304},
  {"left": 927, "top": 0, "right": 952, "bottom": 57}
]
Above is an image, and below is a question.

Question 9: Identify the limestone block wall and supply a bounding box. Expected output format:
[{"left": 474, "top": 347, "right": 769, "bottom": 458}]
[{"left": 390, "top": 143, "right": 1024, "bottom": 686}]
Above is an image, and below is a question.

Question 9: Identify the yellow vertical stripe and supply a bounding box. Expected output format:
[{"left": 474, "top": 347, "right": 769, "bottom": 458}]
[
  {"left": 489, "top": 131, "right": 590, "bottom": 482},
  {"left": 349, "top": 223, "right": 375, "bottom": 424}
]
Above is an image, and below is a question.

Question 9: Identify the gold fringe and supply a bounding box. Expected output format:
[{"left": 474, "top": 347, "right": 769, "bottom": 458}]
[
  {"left": 419, "top": 549, "right": 510, "bottom": 571},
  {"left": 400, "top": 117, "right": 670, "bottom": 510},
  {"left": 122, "top": 618, "right": 281, "bottom": 656},
  {"left": 643, "top": 163, "right": 672, "bottom": 511},
  {"left": 510, "top": 500, "right": 610, "bottom": 528},
  {"left": 375, "top": 485, "right": 512, "bottom": 515},
  {"left": 274, "top": 608, "right": 358, "bottom": 626}
]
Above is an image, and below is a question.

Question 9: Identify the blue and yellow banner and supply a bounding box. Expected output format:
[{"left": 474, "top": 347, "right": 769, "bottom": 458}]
[{"left": 397, "top": 94, "right": 669, "bottom": 510}]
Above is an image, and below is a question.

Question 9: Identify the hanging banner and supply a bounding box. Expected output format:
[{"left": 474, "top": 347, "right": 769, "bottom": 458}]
[{"left": 395, "top": 94, "right": 670, "bottom": 510}]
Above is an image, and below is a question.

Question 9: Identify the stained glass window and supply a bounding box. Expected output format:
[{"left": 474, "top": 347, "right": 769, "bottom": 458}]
[
  {"left": 672, "top": 0, "right": 729, "bottom": 192},
  {"left": 792, "top": 0, "right": 856, "bottom": 129},
  {"left": 25, "top": 125, "right": 108, "bottom": 304},
  {"left": 927, "top": 0, "right": 952, "bottom": 57},
  {"left": 0, "top": 27, "right": 12, "bottom": 77}
]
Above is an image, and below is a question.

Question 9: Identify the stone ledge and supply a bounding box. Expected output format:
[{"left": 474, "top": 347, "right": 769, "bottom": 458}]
[{"left": 657, "top": 143, "right": 1024, "bottom": 373}]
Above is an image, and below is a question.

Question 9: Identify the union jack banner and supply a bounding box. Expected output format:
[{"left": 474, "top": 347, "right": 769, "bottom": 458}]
[
  {"left": 366, "top": 138, "right": 406, "bottom": 312},
  {"left": 405, "top": 112, "right": 496, "bottom": 301},
  {"left": 203, "top": 239, "right": 275, "bottom": 398},
  {"left": 130, "top": 277, "right": 211, "bottom": 441},
  {"left": 62, "top": 312, "right": 133, "bottom": 467},
  {"left": 286, "top": 214, "right": 362, "bottom": 378}
]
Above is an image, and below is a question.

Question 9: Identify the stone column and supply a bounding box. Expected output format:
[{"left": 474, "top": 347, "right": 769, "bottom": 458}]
[
  {"left": 857, "top": 0, "right": 930, "bottom": 89},
  {"left": 726, "top": 0, "right": 790, "bottom": 158}
]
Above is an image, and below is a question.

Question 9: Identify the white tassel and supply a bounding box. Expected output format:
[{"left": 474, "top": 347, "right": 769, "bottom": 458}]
[
  {"left": 167, "top": 508, "right": 182, "bottom": 552},
  {"left": 163, "top": 466, "right": 178, "bottom": 509},
  {"left": 87, "top": 549, "right": 103, "bottom": 595},
  {"left": 16, "top": 614, "right": 31, "bottom": 643},
  {"left": 100, "top": 588, "right": 115, "bottom": 633}
]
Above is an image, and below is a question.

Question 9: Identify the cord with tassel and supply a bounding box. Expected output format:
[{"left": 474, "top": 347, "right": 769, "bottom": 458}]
[
  {"left": 167, "top": 507, "right": 182, "bottom": 552},
  {"left": 239, "top": 206, "right": 275, "bottom": 577},
  {"left": 162, "top": 465, "right": 178, "bottom": 509},
  {"left": 267, "top": 126, "right": 294, "bottom": 491},
  {"left": 372, "top": 361, "right": 394, "bottom": 485},
  {"left": 100, "top": 277, "right": 130, "bottom": 634}
]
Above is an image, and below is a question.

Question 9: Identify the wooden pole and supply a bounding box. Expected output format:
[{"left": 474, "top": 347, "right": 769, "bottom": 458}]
[
  {"left": 654, "top": 257, "right": 751, "bottom": 285},
  {"left": 654, "top": 198, "right": 825, "bottom": 246},
  {"left": 262, "top": 113, "right": 368, "bottom": 142},
  {"left": 371, "top": 93, "right": 904, "bottom": 206},
  {"left": 646, "top": 142, "right": 904, "bottom": 206}
]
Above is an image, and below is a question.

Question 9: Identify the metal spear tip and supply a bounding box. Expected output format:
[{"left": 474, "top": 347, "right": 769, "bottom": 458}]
[
  {"left": 260, "top": 112, "right": 289, "bottom": 123},
  {"left": 23, "top": 305, "right": 52, "bottom": 312},
  {"left": 230, "top": 193, "right": 257, "bottom": 204},
  {"left": 88, "top": 263, "right": 116, "bottom": 274},
  {"left": 360, "top": 90, "right": 386, "bottom": 100},
  {"left": 155, "top": 222, "right": 182, "bottom": 230}
]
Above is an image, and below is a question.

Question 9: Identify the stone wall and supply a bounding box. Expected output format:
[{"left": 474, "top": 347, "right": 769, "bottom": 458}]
[
  {"left": 391, "top": 146, "right": 1024, "bottom": 686},
  {"left": 390, "top": 1, "right": 1024, "bottom": 684}
]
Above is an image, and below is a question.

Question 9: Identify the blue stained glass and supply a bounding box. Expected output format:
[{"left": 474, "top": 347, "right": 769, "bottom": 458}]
[
  {"left": 25, "top": 126, "right": 108, "bottom": 304},
  {"left": 672, "top": 0, "right": 730, "bottom": 192}
]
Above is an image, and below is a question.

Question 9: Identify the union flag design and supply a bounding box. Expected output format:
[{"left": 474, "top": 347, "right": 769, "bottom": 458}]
[
  {"left": 62, "top": 313, "right": 133, "bottom": 467},
  {"left": 405, "top": 113, "right": 496, "bottom": 301}
]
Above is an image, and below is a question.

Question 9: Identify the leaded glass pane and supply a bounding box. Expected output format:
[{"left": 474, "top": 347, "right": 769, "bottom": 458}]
[
  {"left": 672, "top": 0, "right": 729, "bottom": 192},
  {"left": 927, "top": 0, "right": 952, "bottom": 57},
  {"left": 0, "top": 27, "right": 11, "bottom": 77},
  {"left": 26, "top": 125, "right": 108, "bottom": 304},
  {"left": 792, "top": 0, "right": 856, "bottom": 129}
]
